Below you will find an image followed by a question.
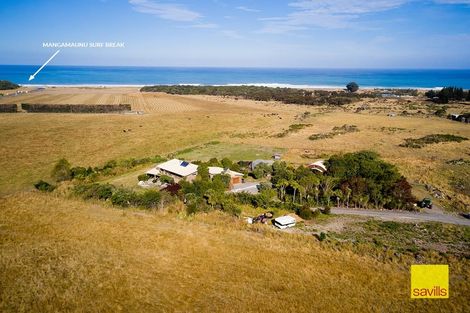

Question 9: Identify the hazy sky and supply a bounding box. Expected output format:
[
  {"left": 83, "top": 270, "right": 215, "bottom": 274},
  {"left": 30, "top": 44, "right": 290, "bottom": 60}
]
[{"left": 1, "top": 0, "right": 470, "bottom": 68}]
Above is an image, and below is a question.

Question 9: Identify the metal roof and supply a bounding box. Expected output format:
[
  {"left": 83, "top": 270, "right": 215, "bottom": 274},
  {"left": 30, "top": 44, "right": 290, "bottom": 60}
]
[
  {"left": 274, "top": 215, "right": 296, "bottom": 225},
  {"left": 208, "top": 166, "right": 244, "bottom": 177},
  {"left": 156, "top": 159, "right": 198, "bottom": 177}
]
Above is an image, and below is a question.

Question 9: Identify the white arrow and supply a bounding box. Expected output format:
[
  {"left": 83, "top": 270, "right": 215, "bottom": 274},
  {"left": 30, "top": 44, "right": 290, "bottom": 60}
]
[{"left": 29, "top": 49, "right": 61, "bottom": 81}]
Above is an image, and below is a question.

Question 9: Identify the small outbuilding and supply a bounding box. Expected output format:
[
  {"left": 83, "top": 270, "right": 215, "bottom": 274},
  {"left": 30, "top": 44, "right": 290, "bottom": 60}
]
[{"left": 273, "top": 216, "right": 296, "bottom": 229}]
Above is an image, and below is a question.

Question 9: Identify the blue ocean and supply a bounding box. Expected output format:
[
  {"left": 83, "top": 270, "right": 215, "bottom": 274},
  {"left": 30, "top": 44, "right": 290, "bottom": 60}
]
[{"left": 1, "top": 65, "right": 470, "bottom": 89}]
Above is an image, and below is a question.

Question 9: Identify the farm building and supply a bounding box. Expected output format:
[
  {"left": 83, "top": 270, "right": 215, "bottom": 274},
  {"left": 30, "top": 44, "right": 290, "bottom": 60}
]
[
  {"left": 146, "top": 159, "right": 198, "bottom": 182},
  {"left": 308, "top": 160, "right": 327, "bottom": 173},
  {"left": 208, "top": 167, "right": 244, "bottom": 185}
]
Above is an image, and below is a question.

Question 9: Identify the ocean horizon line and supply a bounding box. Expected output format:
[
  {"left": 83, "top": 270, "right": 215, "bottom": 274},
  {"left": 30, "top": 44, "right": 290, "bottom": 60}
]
[
  {"left": 3, "top": 64, "right": 470, "bottom": 71},
  {"left": 21, "top": 83, "right": 444, "bottom": 90}
]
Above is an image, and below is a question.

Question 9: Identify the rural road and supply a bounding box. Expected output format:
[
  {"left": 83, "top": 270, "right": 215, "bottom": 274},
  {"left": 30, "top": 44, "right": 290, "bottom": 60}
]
[{"left": 331, "top": 208, "right": 470, "bottom": 226}]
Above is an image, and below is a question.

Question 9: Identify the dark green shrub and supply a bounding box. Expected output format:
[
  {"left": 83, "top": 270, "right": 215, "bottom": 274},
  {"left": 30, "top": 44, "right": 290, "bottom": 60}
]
[
  {"left": 317, "top": 232, "right": 327, "bottom": 241},
  {"left": 400, "top": 134, "right": 468, "bottom": 148},
  {"left": 221, "top": 200, "right": 241, "bottom": 217},
  {"left": 34, "top": 180, "right": 56, "bottom": 192},
  {"left": 51, "top": 158, "right": 72, "bottom": 182},
  {"left": 111, "top": 188, "right": 137, "bottom": 207},
  {"left": 159, "top": 175, "right": 174, "bottom": 184},
  {"left": 186, "top": 198, "right": 210, "bottom": 215},
  {"left": 322, "top": 206, "right": 331, "bottom": 215},
  {"left": 346, "top": 82, "right": 359, "bottom": 93},
  {"left": 73, "top": 183, "right": 114, "bottom": 200},
  {"left": 297, "top": 205, "right": 313, "bottom": 220},
  {"left": 136, "top": 190, "right": 161, "bottom": 209},
  {"left": 95, "top": 184, "right": 114, "bottom": 200},
  {"left": 71, "top": 166, "right": 94, "bottom": 179},
  {"left": 138, "top": 174, "right": 149, "bottom": 182},
  {"left": 312, "top": 209, "right": 321, "bottom": 219}
]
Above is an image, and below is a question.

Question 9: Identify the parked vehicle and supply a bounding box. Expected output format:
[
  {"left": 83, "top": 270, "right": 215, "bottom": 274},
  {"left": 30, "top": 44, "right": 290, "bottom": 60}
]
[
  {"left": 461, "top": 213, "right": 470, "bottom": 220},
  {"left": 417, "top": 198, "right": 433, "bottom": 209}
]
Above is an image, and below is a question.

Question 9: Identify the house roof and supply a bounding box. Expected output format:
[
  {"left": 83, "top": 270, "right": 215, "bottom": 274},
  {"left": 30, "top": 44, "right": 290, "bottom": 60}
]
[
  {"left": 208, "top": 166, "right": 244, "bottom": 177},
  {"left": 308, "top": 160, "right": 327, "bottom": 173},
  {"left": 156, "top": 159, "right": 198, "bottom": 177},
  {"left": 274, "top": 215, "right": 296, "bottom": 226}
]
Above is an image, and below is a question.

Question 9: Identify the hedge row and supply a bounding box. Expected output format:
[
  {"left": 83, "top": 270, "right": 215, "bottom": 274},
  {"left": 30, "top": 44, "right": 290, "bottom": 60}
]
[
  {"left": 0, "top": 104, "right": 18, "bottom": 113},
  {"left": 21, "top": 103, "right": 131, "bottom": 113},
  {"left": 140, "top": 85, "right": 375, "bottom": 106}
]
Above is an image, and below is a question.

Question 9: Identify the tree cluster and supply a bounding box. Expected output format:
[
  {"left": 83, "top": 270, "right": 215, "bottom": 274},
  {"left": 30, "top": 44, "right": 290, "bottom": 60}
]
[
  {"left": 141, "top": 85, "right": 378, "bottom": 106},
  {"left": 0, "top": 80, "right": 19, "bottom": 90},
  {"left": 425, "top": 87, "right": 469, "bottom": 104}
]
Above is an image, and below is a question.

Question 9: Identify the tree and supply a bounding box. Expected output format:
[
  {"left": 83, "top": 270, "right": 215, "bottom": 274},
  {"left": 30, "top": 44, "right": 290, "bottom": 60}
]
[
  {"left": 299, "top": 175, "right": 320, "bottom": 199},
  {"left": 346, "top": 82, "right": 359, "bottom": 93},
  {"left": 221, "top": 157, "right": 232, "bottom": 169},
  {"left": 320, "top": 176, "right": 336, "bottom": 206},
  {"left": 197, "top": 164, "right": 210, "bottom": 181},
  {"left": 52, "top": 158, "right": 72, "bottom": 182},
  {"left": 333, "top": 189, "right": 343, "bottom": 207},
  {"left": 466, "top": 90, "right": 470, "bottom": 101},
  {"left": 253, "top": 162, "right": 272, "bottom": 179},
  {"left": 0, "top": 80, "right": 19, "bottom": 90},
  {"left": 425, "top": 90, "right": 436, "bottom": 99},
  {"left": 290, "top": 180, "right": 301, "bottom": 204},
  {"left": 276, "top": 179, "right": 289, "bottom": 201}
]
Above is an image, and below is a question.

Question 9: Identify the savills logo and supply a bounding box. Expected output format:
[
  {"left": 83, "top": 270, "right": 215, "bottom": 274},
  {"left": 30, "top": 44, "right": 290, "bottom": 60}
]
[{"left": 411, "top": 265, "right": 449, "bottom": 299}]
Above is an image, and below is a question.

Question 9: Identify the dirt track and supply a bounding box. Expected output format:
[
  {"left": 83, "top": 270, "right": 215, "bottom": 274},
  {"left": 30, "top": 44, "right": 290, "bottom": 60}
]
[{"left": 331, "top": 207, "right": 470, "bottom": 226}]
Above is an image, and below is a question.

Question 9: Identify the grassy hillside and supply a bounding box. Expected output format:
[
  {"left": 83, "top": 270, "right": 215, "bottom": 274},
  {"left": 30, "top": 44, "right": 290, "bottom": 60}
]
[{"left": 1, "top": 192, "right": 468, "bottom": 312}]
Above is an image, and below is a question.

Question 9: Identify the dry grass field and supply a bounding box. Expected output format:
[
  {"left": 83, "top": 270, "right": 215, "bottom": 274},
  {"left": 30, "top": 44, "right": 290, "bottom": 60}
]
[
  {"left": 0, "top": 87, "right": 469, "bottom": 312},
  {"left": 1, "top": 192, "right": 468, "bottom": 312},
  {"left": 1, "top": 87, "right": 468, "bottom": 208}
]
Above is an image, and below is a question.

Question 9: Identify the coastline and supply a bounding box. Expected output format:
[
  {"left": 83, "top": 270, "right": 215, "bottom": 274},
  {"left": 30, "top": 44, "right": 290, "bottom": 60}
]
[{"left": 21, "top": 83, "right": 443, "bottom": 91}]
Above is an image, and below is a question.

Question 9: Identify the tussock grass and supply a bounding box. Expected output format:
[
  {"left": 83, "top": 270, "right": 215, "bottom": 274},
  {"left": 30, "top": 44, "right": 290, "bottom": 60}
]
[
  {"left": 1, "top": 192, "right": 469, "bottom": 312},
  {"left": 400, "top": 134, "right": 468, "bottom": 149}
]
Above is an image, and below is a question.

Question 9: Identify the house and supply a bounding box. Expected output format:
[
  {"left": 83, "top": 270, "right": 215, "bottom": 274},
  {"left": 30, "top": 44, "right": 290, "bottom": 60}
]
[
  {"left": 251, "top": 159, "right": 275, "bottom": 171},
  {"left": 272, "top": 153, "right": 282, "bottom": 160},
  {"left": 146, "top": 159, "right": 198, "bottom": 182},
  {"left": 308, "top": 160, "right": 327, "bottom": 173},
  {"left": 208, "top": 167, "right": 244, "bottom": 185}
]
